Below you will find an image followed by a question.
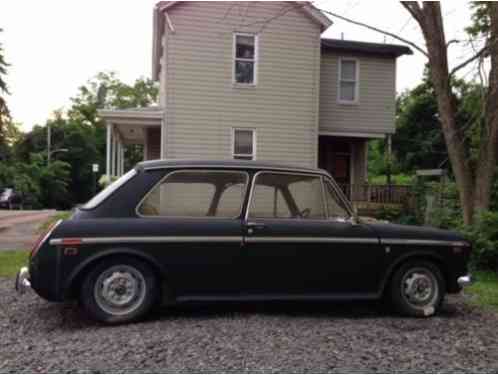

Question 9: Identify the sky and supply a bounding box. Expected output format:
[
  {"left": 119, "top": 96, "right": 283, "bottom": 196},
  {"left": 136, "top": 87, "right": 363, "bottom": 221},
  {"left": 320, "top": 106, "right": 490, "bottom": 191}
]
[{"left": 0, "top": 0, "right": 476, "bottom": 131}]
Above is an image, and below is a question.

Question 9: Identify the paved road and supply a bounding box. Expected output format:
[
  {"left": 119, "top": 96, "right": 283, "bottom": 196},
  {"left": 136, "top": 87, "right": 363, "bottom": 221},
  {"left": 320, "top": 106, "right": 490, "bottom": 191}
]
[{"left": 0, "top": 210, "right": 56, "bottom": 251}]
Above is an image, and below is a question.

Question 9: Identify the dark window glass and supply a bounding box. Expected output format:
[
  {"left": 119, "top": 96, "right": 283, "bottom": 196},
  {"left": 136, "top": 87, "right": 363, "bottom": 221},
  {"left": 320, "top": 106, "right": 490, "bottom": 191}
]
[
  {"left": 234, "top": 35, "right": 256, "bottom": 84},
  {"left": 248, "top": 173, "right": 326, "bottom": 219},
  {"left": 138, "top": 171, "right": 248, "bottom": 218}
]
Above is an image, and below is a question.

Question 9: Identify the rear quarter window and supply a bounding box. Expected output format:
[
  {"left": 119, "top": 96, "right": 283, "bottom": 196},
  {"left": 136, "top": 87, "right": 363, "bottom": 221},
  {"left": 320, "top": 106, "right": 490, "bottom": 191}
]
[{"left": 81, "top": 169, "right": 138, "bottom": 210}]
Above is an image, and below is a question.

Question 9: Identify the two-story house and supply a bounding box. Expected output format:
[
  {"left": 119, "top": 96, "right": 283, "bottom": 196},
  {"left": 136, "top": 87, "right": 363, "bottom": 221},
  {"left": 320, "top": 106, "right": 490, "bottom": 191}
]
[{"left": 98, "top": 1, "right": 411, "bottom": 193}]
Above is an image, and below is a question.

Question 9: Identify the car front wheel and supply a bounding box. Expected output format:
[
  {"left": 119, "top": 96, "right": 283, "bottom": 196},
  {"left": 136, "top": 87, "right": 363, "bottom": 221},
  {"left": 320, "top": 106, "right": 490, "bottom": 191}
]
[
  {"left": 389, "top": 260, "right": 445, "bottom": 317},
  {"left": 80, "top": 256, "right": 158, "bottom": 324}
]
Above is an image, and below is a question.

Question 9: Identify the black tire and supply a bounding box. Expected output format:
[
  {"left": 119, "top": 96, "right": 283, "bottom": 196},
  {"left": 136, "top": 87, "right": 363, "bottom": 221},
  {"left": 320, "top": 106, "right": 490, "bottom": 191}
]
[
  {"left": 389, "top": 260, "right": 445, "bottom": 318},
  {"left": 80, "top": 256, "right": 159, "bottom": 324}
]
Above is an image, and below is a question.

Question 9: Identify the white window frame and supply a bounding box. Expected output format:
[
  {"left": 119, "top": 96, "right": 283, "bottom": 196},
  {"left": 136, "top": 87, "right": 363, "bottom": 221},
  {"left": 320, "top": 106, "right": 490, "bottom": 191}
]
[
  {"left": 337, "top": 58, "right": 360, "bottom": 104},
  {"left": 232, "top": 128, "right": 257, "bottom": 160},
  {"left": 233, "top": 33, "right": 258, "bottom": 86}
]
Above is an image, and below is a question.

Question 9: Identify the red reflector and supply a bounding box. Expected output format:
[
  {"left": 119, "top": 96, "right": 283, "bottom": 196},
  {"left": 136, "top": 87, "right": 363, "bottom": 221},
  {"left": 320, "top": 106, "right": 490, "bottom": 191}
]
[{"left": 61, "top": 238, "right": 82, "bottom": 246}]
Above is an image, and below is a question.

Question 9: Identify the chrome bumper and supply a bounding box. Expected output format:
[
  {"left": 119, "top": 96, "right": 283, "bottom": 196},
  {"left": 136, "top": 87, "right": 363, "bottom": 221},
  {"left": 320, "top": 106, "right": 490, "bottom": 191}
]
[
  {"left": 15, "top": 266, "right": 31, "bottom": 294},
  {"left": 457, "top": 274, "right": 473, "bottom": 288}
]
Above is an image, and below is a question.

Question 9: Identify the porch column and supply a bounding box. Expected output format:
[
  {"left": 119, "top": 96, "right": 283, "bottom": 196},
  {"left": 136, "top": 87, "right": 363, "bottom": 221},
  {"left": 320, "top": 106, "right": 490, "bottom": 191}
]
[
  {"left": 112, "top": 128, "right": 117, "bottom": 177},
  {"left": 121, "top": 143, "right": 125, "bottom": 175},
  {"left": 116, "top": 139, "right": 121, "bottom": 176},
  {"left": 106, "top": 123, "right": 112, "bottom": 178}
]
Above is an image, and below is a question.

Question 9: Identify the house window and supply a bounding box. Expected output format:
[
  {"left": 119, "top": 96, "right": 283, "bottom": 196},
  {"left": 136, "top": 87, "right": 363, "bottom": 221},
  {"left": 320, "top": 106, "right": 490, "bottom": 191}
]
[
  {"left": 338, "top": 59, "right": 359, "bottom": 103},
  {"left": 234, "top": 34, "right": 257, "bottom": 84},
  {"left": 232, "top": 129, "right": 256, "bottom": 160}
]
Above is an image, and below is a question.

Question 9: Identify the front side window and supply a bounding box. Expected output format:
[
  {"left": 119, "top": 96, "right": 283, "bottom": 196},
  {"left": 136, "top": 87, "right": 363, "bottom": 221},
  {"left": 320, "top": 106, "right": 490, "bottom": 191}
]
[
  {"left": 248, "top": 173, "right": 326, "bottom": 219},
  {"left": 339, "top": 59, "right": 358, "bottom": 103},
  {"left": 138, "top": 170, "right": 248, "bottom": 218},
  {"left": 324, "top": 180, "right": 350, "bottom": 220},
  {"left": 233, "top": 129, "right": 255, "bottom": 160},
  {"left": 234, "top": 34, "right": 257, "bottom": 84}
]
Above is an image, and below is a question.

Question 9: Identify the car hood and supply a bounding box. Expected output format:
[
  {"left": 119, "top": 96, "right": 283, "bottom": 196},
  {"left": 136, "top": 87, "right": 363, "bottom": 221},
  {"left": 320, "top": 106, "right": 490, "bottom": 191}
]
[{"left": 367, "top": 223, "right": 467, "bottom": 245}]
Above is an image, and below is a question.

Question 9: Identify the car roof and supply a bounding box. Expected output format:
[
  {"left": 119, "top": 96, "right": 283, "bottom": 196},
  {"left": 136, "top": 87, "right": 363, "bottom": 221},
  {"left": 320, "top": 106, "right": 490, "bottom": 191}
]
[{"left": 136, "top": 159, "right": 331, "bottom": 176}]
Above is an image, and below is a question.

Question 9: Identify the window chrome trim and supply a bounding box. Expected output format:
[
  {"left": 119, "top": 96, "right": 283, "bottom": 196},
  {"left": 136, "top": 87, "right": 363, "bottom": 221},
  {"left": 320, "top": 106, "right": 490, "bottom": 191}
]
[
  {"left": 143, "top": 164, "right": 333, "bottom": 177},
  {"left": 322, "top": 177, "right": 355, "bottom": 219},
  {"left": 135, "top": 169, "right": 250, "bottom": 219},
  {"left": 245, "top": 170, "right": 329, "bottom": 221}
]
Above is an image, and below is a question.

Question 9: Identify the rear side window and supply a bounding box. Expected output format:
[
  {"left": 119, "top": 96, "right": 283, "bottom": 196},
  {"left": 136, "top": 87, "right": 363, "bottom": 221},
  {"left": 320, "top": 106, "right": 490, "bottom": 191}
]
[
  {"left": 137, "top": 170, "right": 248, "bottom": 218},
  {"left": 82, "top": 169, "right": 137, "bottom": 210}
]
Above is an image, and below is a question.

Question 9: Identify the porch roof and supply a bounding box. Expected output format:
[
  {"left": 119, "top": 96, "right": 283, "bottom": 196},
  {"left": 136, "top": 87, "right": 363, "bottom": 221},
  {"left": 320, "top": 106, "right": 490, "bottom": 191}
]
[{"left": 98, "top": 106, "right": 163, "bottom": 144}]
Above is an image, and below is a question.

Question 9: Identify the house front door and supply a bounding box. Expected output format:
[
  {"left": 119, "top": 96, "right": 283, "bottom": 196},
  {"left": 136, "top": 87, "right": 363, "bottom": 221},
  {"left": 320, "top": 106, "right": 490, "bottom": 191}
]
[{"left": 318, "top": 136, "right": 351, "bottom": 197}]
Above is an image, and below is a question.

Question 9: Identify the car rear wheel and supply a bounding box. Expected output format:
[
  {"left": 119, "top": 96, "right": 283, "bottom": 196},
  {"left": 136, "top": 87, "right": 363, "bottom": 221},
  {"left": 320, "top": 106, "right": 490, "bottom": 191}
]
[
  {"left": 389, "top": 260, "right": 445, "bottom": 317},
  {"left": 80, "top": 256, "right": 158, "bottom": 324}
]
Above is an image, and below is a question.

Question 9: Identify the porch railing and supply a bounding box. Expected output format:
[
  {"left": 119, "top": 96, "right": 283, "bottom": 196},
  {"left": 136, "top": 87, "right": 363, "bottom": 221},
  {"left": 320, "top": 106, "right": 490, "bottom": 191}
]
[{"left": 338, "top": 184, "right": 412, "bottom": 205}]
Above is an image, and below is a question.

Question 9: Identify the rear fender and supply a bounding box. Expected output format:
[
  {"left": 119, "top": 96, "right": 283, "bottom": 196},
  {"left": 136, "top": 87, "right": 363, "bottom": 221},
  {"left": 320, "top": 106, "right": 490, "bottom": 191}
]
[{"left": 63, "top": 247, "right": 171, "bottom": 299}]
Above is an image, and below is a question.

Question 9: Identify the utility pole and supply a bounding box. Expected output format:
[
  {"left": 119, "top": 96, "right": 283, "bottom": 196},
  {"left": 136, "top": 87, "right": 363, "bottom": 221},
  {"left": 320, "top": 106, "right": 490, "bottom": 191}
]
[{"left": 47, "top": 123, "right": 51, "bottom": 165}]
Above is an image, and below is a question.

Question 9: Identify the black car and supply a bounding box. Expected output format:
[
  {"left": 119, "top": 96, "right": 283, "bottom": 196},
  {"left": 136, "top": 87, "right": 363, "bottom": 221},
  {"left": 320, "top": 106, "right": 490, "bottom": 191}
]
[
  {"left": 16, "top": 160, "right": 472, "bottom": 324},
  {"left": 0, "top": 188, "right": 23, "bottom": 209}
]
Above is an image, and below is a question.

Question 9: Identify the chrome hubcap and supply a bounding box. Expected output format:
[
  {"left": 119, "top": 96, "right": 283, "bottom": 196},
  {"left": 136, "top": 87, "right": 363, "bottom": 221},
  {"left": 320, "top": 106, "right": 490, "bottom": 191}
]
[
  {"left": 94, "top": 265, "right": 146, "bottom": 316},
  {"left": 402, "top": 268, "right": 438, "bottom": 307}
]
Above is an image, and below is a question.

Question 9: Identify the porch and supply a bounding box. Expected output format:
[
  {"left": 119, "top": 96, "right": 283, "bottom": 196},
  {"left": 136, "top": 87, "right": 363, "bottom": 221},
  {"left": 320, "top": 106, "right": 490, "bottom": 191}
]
[
  {"left": 318, "top": 134, "right": 410, "bottom": 207},
  {"left": 98, "top": 107, "right": 164, "bottom": 178}
]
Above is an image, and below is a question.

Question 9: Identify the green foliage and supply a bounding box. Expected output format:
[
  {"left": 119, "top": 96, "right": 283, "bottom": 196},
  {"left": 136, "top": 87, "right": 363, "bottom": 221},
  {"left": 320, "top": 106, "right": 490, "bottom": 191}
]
[
  {"left": 467, "top": 270, "right": 498, "bottom": 311},
  {"left": 466, "top": 2, "right": 491, "bottom": 38},
  {"left": 0, "top": 152, "right": 71, "bottom": 208},
  {"left": 0, "top": 28, "right": 11, "bottom": 157},
  {"left": 462, "top": 211, "right": 498, "bottom": 270},
  {"left": 0, "top": 250, "right": 29, "bottom": 278},
  {"left": 9, "top": 72, "right": 158, "bottom": 208}
]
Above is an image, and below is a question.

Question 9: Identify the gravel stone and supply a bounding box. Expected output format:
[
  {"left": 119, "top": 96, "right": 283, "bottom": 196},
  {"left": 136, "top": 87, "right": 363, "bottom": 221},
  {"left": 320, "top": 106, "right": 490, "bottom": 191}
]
[{"left": 1, "top": 277, "right": 498, "bottom": 373}]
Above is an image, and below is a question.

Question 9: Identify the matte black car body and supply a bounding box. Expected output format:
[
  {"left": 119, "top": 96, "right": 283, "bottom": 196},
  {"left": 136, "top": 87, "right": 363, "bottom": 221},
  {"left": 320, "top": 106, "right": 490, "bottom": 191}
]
[{"left": 26, "top": 160, "right": 471, "bottom": 309}]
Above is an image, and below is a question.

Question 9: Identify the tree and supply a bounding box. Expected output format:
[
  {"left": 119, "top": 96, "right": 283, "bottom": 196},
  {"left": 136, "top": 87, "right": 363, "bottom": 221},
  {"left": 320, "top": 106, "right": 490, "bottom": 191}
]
[
  {"left": 0, "top": 28, "right": 11, "bottom": 155},
  {"left": 398, "top": 2, "right": 498, "bottom": 225},
  {"left": 13, "top": 72, "right": 159, "bottom": 208},
  {"left": 320, "top": 3, "right": 498, "bottom": 225}
]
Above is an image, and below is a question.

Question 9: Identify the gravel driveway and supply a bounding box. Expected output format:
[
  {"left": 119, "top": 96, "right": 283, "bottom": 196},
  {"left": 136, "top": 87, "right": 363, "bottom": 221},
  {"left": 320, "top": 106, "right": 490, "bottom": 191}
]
[{"left": 1, "top": 278, "right": 497, "bottom": 373}]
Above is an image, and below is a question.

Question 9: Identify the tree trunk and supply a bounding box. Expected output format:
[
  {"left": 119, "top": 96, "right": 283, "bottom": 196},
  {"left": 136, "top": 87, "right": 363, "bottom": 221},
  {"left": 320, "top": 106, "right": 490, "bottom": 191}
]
[
  {"left": 474, "top": 3, "right": 498, "bottom": 214},
  {"left": 406, "top": 3, "right": 475, "bottom": 224}
]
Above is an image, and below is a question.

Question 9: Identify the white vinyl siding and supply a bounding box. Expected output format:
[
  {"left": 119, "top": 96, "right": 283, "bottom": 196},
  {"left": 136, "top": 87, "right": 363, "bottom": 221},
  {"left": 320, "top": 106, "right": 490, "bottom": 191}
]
[
  {"left": 160, "top": 2, "right": 321, "bottom": 168},
  {"left": 320, "top": 52, "right": 396, "bottom": 136}
]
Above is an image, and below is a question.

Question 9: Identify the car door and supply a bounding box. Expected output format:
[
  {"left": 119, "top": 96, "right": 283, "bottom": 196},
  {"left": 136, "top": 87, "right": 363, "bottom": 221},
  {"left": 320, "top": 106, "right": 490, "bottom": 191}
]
[
  {"left": 242, "top": 171, "right": 384, "bottom": 296},
  {"left": 136, "top": 169, "right": 248, "bottom": 297}
]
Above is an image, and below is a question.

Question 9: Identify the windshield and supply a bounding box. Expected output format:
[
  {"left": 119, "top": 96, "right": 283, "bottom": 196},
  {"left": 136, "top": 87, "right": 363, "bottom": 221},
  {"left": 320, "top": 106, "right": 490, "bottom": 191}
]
[{"left": 81, "top": 169, "right": 138, "bottom": 210}]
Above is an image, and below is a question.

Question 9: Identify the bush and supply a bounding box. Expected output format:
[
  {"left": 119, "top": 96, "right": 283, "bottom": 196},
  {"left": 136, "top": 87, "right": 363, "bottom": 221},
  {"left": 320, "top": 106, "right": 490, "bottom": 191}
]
[{"left": 462, "top": 211, "right": 498, "bottom": 271}]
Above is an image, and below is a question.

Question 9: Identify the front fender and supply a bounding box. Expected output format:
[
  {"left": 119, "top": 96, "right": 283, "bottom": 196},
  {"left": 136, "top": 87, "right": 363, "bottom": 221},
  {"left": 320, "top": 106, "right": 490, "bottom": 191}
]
[{"left": 379, "top": 249, "right": 447, "bottom": 295}]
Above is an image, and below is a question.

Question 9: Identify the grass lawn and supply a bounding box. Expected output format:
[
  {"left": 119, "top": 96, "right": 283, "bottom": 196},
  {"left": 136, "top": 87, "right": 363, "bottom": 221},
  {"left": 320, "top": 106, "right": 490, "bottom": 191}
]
[
  {"left": 467, "top": 270, "right": 498, "bottom": 311},
  {"left": 0, "top": 250, "right": 29, "bottom": 277}
]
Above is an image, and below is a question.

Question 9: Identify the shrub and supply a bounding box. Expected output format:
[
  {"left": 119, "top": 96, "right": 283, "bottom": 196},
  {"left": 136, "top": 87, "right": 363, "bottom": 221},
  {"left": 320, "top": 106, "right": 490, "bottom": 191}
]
[{"left": 462, "top": 211, "right": 498, "bottom": 271}]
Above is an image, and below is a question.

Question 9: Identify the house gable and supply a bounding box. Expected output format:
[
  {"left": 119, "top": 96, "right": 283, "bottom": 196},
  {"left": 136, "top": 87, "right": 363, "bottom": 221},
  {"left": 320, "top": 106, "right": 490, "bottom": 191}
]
[{"left": 152, "top": 1, "right": 332, "bottom": 80}]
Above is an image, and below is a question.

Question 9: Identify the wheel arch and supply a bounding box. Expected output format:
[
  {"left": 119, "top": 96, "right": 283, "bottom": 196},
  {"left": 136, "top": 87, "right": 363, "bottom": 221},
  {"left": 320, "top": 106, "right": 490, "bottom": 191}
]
[
  {"left": 380, "top": 250, "right": 450, "bottom": 296},
  {"left": 64, "top": 247, "right": 171, "bottom": 300}
]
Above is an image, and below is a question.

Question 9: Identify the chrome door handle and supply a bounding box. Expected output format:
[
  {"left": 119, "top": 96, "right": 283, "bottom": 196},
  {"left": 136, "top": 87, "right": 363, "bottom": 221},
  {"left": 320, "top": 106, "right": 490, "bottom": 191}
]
[{"left": 246, "top": 222, "right": 266, "bottom": 230}]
